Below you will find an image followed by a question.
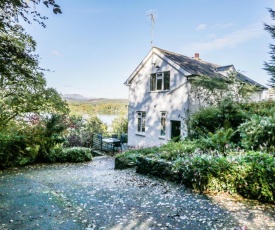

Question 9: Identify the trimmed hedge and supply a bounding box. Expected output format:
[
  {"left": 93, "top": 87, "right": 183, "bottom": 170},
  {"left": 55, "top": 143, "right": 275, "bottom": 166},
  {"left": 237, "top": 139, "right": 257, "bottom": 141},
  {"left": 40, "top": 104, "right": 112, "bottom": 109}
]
[
  {"left": 114, "top": 157, "right": 137, "bottom": 170},
  {"left": 57, "top": 147, "right": 93, "bottom": 163},
  {"left": 174, "top": 152, "right": 275, "bottom": 203},
  {"left": 136, "top": 156, "right": 181, "bottom": 182},
  {"left": 116, "top": 149, "right": 275, "bottom": 203}
]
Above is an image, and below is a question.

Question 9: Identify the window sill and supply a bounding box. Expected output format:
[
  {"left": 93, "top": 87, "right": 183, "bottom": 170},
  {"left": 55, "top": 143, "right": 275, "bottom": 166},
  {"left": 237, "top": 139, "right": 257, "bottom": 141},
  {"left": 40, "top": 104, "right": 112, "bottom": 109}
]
[
  {"left": 158, "top": 136, "right": 166, "bottom": 139},
  {"left": 149, "top": 90, "right": 169, "bottom": 93},
  {"left": 135, "top": 132, "right": 145, "bottom": 137}
]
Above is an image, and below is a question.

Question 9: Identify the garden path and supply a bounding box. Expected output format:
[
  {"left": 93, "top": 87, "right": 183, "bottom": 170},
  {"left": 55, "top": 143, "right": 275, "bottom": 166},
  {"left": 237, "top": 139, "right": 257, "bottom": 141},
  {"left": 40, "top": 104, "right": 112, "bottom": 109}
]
[{"left": 0, "top": 156, "right": 274, "bottom": 230}]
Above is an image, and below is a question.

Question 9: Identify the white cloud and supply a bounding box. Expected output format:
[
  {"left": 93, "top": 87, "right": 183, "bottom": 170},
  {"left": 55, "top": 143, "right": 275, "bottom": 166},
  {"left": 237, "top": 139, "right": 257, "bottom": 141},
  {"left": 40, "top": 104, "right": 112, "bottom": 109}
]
[
  {"left": 207, "top": 33, "right": 216, "bottom": 39},
  {"left": 51, "top": 50, "right": 63, "bottom": 57},
  {"left": 187, "top": 23, "right": 264, "bottom": 52},
  {"left": 214, "top": 23, "right": 234, "bottom": 29},
  {"left": 196, "top": 24, "right": 207, "bottom": 31}
]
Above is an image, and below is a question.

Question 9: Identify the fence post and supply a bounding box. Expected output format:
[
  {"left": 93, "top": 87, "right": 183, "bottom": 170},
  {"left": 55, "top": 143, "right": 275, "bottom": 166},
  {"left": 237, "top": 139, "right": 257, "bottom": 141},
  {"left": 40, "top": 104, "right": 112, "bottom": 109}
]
[
  {"left": 91, "top": 133, "right": 94, "bottom": 148},
  {"left": 100, "top": 135, "right": 102, "bottom": 151}
]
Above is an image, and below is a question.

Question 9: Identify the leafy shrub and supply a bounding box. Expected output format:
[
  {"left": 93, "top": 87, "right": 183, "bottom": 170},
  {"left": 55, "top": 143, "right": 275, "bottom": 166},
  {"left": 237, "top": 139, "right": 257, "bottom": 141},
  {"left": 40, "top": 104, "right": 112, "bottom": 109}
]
[
  {"left": 117, "top": 146, "right": 160, "bottom": 163},
  {"left": 189, "top": 98, "right": 246, "bottom": 139},
  {"left": 199, "top": 128, "right": 235, "bottom": 154},
  {"left": 188, "top": 107, "right": 222, "bottom": 138},
  {"left": 218, "top": 98, "right": 248, "bottom": 129},
  {"left": 238, "top": 115, "right": 275, "bottom": 151},
  {"left": 0, "top": 122, "right": 42, "bottom": 169},
  {"left": 0, "top": 113, "right": 69, "bottom": 168},
  {"left": 117, "top": 141, "right": 275, "bottom": 203},
  {"left": 117, "top": 141, "right": 202, "bottom": 163},
  {"left": 233, "top": 152, "right": 275, "bottom": 203},
  {"left": 173, "top": 151, "right": 275, "bottom": 203},
  {"left": 64, "top": 115, "right": 107, "bottom": 148},
  {"left": 57, "top": 147, "right": 92, "bottom": 163},
  {"left": 36, "top": 114, "right": 67, "bottom": 162},
  {"left": 0, "top": 133, "right": 27, "bottom": 169},
  {"left": 174, "top": 153, "right": 233, "bottom": 191},
  {"left": 111, "top": 113, "right": 128, "bottom": 135},
  {"left": 239, "top": 100, "right": 275, "bottom": 117}
]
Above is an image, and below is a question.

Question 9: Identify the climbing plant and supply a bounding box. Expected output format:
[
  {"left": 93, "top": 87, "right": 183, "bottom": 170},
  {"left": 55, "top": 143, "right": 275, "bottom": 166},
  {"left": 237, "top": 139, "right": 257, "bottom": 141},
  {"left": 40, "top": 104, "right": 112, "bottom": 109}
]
[{"left": 188, "top": 73, "right": 258, "bottom": 108}]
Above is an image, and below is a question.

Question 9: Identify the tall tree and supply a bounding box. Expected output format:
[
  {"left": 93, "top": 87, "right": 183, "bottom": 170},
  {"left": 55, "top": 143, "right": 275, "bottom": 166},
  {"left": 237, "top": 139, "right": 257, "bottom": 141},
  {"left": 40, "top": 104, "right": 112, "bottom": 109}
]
[
  {"left": 0, "top": 24, "right": 68, "bottom": 129},
  {"left": 264, "top": 8, "right": 275, "bottom": 88},
  {"left": 0, "top": 0, "right": 67, "bottom": 130},
  {"left": 0, "top": 0, "right": 61, "bottom": 78},
  {"left": 0, "top": 0, "right": 61, "bottom": 30}
]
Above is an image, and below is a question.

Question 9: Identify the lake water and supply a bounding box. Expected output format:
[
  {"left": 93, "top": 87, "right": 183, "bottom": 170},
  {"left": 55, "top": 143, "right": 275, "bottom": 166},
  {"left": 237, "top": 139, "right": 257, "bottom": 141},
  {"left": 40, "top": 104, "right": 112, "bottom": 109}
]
[{"left": 97, "top": 114, "right": 118, "bottom": 126}]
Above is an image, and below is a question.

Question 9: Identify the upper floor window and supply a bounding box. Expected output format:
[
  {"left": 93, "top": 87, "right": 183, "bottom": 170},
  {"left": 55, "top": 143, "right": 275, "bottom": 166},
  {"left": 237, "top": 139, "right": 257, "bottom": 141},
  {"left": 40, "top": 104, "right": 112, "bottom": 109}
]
[{"left": 150, "top": 71, "right": 170, "bottom": 91}]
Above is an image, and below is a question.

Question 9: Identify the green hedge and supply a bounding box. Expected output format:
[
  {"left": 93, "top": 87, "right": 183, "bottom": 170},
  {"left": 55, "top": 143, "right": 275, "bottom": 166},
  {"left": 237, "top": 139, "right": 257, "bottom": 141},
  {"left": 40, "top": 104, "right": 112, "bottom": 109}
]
[
  {"left": 56, "top": 147, "right": 93, "bottom": 163},
  {"left": 0, "top": 136, "right": 92, "bottom": 168},
  {"left": 174, "top": 151, "right": 275, "bottom": 203},
  {"left": 117, "top": 145, "right": 275, "bottom": 203}
]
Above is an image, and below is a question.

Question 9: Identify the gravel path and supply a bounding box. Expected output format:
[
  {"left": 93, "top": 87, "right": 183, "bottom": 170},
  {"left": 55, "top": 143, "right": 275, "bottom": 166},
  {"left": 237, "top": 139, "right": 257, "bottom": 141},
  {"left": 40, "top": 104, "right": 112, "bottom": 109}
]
[{"left": 0, "top": 156, "right": 274, "bottom": 230}]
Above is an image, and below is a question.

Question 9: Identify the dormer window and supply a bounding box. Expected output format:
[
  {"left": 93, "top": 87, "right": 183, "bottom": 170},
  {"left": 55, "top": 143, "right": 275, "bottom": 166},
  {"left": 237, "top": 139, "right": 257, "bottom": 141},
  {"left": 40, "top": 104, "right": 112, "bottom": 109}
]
[{"left": 150, "top": 71, "right": 170, "bottom": 91}]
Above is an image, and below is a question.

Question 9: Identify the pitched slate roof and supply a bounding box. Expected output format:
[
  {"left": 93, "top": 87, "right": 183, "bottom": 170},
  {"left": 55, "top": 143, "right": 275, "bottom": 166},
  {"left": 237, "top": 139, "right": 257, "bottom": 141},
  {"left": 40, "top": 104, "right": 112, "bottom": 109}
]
[{"left": 156, "top": 47, "right": 267, "bottom": 89}]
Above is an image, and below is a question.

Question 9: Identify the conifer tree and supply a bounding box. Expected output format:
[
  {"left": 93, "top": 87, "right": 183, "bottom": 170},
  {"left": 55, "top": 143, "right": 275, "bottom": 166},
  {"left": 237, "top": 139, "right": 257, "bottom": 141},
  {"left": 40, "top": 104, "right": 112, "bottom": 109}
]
[{"left": 264, "top": 8, "right": 275, "bottom": 88}]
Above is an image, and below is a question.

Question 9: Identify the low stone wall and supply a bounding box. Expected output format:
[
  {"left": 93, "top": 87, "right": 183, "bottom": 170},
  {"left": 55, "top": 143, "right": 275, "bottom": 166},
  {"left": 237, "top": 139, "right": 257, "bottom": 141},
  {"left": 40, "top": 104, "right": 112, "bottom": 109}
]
[
  {"left": 115, "top": 156, "right": 182, "bottom": 183},
  {"left": 114, "top": 157, "right": 137, "bottom": 170},
  {"left": 91, "top": 149, "right": 104, "bottom": 157},
  {"left": 136, "top": 156, "right": 182, "bottom": 182}
]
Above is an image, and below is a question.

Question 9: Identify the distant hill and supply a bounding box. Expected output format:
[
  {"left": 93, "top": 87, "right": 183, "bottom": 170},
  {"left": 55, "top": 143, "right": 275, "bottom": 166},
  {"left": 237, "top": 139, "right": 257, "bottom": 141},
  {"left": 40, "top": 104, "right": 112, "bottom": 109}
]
[
  {"left": 62, "top": 94, "right": 93, "bottom": 101},
  {"left": 62, "top": 94, "right": 128, "bottom": 115},
  {"left": 62, "top": 94, "right": 127, "bottom": 103}
]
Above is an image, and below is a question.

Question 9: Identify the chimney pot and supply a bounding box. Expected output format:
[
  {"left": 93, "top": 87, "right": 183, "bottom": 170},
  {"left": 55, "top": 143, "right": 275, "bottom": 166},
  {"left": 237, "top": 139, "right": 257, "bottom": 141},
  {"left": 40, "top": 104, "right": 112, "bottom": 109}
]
[{"left": 194, "top": 53, "right": 200, "bottom": 59}]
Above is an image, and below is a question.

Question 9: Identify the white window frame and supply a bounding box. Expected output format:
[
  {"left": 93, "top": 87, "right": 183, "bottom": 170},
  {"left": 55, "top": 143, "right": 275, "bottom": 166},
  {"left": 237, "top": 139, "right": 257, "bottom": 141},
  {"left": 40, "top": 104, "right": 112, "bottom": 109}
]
[
  {"left": 156, "top": 73, "right": 163, "bottom": 91},
  {"left": 136, "top": 111, "right": 146, "bottom": 134},
  {"left": 160, "top": 112, "right": 167, "bottom": 137},
  {"left": 150, "top": 71, "right": 170, "bottom": 92}
]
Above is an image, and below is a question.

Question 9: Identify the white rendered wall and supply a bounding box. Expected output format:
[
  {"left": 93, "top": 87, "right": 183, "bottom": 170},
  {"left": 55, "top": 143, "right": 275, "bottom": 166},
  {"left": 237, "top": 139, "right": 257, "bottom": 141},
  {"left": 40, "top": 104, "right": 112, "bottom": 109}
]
[
  {"left": 126, "top": 52, "right": 267, "bottom": 147},
  {"left": 127, "top": 54, "right": 189, "bottom": 147}
]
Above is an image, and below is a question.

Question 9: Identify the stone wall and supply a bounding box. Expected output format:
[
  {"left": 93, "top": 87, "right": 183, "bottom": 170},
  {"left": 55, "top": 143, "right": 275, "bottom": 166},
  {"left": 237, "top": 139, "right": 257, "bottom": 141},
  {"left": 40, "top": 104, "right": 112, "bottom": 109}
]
[{"left": 136, "top": 156, "right": 182, "bottom": 182}]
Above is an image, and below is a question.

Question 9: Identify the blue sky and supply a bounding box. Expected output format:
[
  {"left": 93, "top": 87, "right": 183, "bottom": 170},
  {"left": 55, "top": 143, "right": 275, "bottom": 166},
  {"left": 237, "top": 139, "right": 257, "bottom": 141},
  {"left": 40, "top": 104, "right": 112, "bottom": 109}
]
[{"left": 24, "top": 0, "right": 275, "bottom": 99}]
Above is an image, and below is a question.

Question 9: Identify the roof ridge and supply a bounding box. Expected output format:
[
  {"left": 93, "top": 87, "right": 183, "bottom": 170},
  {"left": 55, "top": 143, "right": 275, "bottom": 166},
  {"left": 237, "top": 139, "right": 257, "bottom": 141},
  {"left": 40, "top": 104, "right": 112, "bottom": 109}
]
[
  {"left": 126, "top": 47, "right": 267, "bottom": 89},
  {"left": 154, "top": 47, "right": 220, "bottom": 67}
]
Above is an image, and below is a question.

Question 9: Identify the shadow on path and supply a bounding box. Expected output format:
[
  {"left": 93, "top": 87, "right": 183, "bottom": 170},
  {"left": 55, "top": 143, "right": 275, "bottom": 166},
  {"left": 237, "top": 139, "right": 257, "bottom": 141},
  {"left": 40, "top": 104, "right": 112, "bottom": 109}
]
[{"left": 0, "top": 156, "right": 274, "bottom": 230}]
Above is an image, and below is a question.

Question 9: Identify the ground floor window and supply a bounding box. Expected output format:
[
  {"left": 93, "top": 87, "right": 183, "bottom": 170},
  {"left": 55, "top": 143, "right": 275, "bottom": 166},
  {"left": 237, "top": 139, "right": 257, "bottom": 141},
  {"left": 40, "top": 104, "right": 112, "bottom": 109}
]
[
  {"left": 137, "top": 111, "right": 146, "bottom": 133},
  {"left": 160, "top": 112, "right": 166, "bottom": 136}
]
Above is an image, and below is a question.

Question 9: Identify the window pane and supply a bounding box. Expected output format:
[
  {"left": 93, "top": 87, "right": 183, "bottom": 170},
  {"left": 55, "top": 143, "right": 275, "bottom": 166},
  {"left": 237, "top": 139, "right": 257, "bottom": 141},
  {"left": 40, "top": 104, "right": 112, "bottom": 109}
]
[
  {"left": 142, "top": 112, "right": 146, "bottom": 132},
  {"left": 137, "top": 112, "right": 146, "bottom": 133},
  {"left": 150, "top": 74, "right": 156, "bottom": 91},
  {"left": 137, "top": 117, "right": 141, "bottom": 132},
  {"left": 160, "top": 112, "right": 166, "bottom": 136},
  {"left": 142, "top": 119, "right": 145, "bottom": 132},
  {"left": 164, "top": 72, "right": 170, "bottom": 90},
  {"left": 157, "top": 78, "right": 162, "bottom": 90}
]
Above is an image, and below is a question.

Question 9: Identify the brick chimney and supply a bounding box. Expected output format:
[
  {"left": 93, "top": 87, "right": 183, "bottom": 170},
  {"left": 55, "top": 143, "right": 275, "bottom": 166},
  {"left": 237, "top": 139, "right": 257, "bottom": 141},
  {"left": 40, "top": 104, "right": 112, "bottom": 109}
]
[{"left": 194, "top": 53, "right": 200, "bottom": 59}]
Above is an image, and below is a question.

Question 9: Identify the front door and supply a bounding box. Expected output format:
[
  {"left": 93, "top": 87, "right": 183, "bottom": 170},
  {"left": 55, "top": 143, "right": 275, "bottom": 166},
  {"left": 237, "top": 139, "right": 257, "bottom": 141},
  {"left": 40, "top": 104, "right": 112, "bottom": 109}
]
[{"left": 171, "top": 120, "right": 181, "bottom": 142}]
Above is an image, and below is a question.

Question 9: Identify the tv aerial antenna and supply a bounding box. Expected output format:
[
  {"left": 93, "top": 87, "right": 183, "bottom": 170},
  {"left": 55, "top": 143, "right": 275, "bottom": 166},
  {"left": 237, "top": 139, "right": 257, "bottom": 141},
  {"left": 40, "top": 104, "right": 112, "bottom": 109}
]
[{"left": 147, "top": 10, "right": 157, "bottom": 48}]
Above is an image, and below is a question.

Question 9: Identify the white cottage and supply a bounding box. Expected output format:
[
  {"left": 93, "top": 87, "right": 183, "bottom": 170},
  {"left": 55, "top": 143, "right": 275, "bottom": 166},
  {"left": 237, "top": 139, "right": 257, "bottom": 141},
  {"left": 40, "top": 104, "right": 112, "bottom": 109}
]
[{"left": 124, "top": 47, "right": 267, "bottom": 147}]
